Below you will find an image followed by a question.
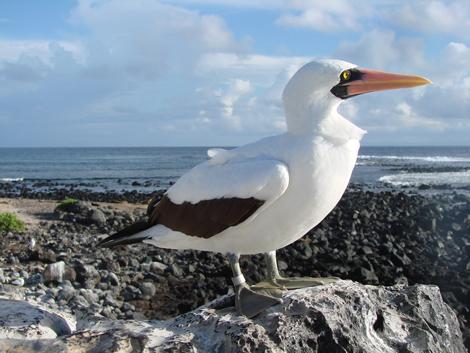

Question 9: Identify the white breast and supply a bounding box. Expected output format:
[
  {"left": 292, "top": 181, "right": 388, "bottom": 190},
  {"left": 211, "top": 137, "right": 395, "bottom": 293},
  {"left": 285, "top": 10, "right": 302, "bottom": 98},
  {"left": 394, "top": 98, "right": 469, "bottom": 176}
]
[{"left": 152, "top": 133, "right": 360, "bottom": 255}]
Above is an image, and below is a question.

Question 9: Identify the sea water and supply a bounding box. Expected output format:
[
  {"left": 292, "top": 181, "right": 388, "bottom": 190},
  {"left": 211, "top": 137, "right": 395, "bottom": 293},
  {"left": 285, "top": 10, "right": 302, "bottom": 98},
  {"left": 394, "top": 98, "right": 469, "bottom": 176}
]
[{"left": 1, "top": 146, "right": 469, "bottom": 195}]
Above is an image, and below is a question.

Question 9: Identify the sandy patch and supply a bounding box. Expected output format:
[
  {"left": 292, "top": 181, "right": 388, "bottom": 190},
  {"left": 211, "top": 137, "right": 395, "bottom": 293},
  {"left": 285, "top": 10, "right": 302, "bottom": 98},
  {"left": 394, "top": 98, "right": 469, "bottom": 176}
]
[{"left": 0, "top": 198, "right": 147, "bottom": 233}]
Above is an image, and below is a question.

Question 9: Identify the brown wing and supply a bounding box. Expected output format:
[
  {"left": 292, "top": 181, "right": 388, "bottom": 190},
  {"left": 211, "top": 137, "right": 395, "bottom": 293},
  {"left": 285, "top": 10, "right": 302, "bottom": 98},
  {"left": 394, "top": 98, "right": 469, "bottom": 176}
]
[
  {"left": 96, "top": 194, "right": 264, "bottom": 248},
  {"left": 148, "top": 195, "right": 264, "bottom": 239},
  {"left": 95, "top": 221, "right": 154, "bottom": 248}
]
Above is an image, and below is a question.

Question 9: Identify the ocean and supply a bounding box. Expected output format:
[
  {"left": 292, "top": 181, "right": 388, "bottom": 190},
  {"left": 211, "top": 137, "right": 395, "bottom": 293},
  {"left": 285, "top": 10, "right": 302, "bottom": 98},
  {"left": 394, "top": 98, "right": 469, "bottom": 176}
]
[{"left": 1, "top": 146, "right": 469, "bottom": 195}]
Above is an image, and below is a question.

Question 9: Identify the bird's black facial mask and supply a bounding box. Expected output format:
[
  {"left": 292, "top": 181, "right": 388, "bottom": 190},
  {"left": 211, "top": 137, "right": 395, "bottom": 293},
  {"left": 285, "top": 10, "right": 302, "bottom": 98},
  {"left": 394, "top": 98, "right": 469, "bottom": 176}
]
[{"left": 330, "top": 68, "right": 364, "bottom": 99}]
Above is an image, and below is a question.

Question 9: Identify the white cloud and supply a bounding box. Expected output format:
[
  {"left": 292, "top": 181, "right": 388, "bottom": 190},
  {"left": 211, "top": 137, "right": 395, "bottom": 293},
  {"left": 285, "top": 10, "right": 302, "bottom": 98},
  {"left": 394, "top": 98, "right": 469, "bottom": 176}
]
[
  {"left": 0, "top": 39, "right": 85, "bottom": 66},
  {"left": 332, "top": 28, "right": 429, "bottom": 72},
  {"left": 159, "top": 0, "right": 284, "bottom": 9},
  {"left": 435, "top": 42, "right": 470, "bottom": 87},
  {"left": 220, "top": 79, "right": 253, "bottom": 106},
  {"left": 197, "top": 53, "right": 311, "bottom": 86},
  {"left": 1, "top": 0, "right": 469, "bottom": 147},
  {"left": 68, "top": 0, "right": 248, "bottom": 80},
  {"left": 385, "top": 1, "right": 470, "bottom": 39},
  {"left": 276, "top": 0, "right": 373, "bottom": 32},
  {"left": 0, "top": 54, "right": 50, "bottom": 82}
]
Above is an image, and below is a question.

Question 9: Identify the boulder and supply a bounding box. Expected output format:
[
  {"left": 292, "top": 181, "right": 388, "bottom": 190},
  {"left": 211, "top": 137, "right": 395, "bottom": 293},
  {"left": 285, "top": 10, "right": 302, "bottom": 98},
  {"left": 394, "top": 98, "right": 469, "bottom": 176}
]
[
  {"left": 42, "top": 261, "right": 76, "bottom": 285},
  {"left": 86, "top": 209, "right": 107, "bottom": 225},
  {"left": 75, "top": 264, "right": 100, "bottom": 289},
  {"left": 66, "top": 200, "right": 92, "bottom": 215},
  {"left": 0, "top": 281, "right": 465, "bottom": 352},
  {"left": 0, "top": 299, "right": 75, "bottom": 340}
]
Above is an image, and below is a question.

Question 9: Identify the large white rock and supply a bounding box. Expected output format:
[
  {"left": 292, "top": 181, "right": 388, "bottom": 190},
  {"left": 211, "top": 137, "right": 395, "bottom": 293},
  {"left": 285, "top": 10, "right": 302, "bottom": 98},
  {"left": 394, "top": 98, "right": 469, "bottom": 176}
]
[
  {"left": 0, "top": 281, "right": 465, "bottom": 352},
  {"left": 0, "top": 298, "right": 75, "bottom": 340}
]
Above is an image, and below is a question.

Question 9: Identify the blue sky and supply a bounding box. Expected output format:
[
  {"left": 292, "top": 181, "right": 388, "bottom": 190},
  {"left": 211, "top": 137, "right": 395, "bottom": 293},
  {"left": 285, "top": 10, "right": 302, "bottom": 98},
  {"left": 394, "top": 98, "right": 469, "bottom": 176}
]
[{"left": 1, "top": 0, "right": 469, "bottom": 147}]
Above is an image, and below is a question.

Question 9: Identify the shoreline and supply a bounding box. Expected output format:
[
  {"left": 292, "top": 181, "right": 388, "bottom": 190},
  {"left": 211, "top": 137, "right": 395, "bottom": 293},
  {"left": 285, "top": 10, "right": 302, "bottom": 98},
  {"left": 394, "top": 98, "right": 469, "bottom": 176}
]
[
  {"left": 1, "top": 189, "right": 469, "bottom": 349},
  {"left": 1, "top": 161, "right": 470, "bottom": 201}
]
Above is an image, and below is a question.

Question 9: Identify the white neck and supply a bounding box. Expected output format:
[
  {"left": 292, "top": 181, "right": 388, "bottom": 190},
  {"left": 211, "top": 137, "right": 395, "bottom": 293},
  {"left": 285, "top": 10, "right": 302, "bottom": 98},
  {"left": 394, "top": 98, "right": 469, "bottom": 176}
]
[{"left": 283, "top": 95, "right": 366, "bottom": 141}]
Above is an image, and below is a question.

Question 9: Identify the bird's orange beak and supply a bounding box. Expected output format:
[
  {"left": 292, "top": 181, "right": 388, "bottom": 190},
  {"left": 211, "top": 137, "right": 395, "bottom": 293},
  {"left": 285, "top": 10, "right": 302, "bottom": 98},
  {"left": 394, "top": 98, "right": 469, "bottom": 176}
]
[{"left": 346, "top": 68, "right": 432, "bottom": 96}]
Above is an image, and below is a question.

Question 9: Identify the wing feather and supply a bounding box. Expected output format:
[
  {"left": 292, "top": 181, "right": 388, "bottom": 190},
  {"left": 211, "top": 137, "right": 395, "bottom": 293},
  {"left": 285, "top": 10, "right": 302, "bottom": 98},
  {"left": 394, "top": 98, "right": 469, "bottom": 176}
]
[{"left": 96, "top": 157, "right": 289, "bottom": 247}]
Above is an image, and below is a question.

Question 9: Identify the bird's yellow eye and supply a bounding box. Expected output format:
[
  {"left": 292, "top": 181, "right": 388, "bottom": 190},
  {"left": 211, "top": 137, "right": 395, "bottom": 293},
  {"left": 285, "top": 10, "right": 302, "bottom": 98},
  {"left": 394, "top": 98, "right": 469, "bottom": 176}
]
[{"left": 342, "top": 70, "right": 351, "bottom": 80}]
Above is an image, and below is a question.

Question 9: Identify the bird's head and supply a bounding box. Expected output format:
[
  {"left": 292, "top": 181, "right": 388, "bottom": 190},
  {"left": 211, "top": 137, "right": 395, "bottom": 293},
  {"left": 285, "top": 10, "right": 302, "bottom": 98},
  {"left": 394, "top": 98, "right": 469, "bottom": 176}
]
[{"left": 283, "top": 59, "right": 432, "bottom": 139}]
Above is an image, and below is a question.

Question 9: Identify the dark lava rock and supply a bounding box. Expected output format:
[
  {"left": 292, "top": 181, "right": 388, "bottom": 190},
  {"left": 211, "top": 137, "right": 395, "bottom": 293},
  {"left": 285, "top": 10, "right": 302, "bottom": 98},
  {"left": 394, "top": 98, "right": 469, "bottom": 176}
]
[
  {"left": 30, "top": 250, "right": 57, "bottom": 264},
  {"left": 1, "top": 188, "right": 469, "bottom": 350},
  {"left": 75, "top": 263, "right": 101, "bottom": 289}
]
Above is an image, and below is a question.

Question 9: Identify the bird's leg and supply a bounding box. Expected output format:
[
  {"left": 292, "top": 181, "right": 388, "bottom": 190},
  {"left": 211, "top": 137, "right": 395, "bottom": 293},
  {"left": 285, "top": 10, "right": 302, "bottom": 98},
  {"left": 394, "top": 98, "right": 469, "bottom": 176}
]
[
  {"left": 256, "top": 250, "right": 340, "bottom": 290},
  {"left": 227, "top": 253, "right": 282, "bottom": 318}
]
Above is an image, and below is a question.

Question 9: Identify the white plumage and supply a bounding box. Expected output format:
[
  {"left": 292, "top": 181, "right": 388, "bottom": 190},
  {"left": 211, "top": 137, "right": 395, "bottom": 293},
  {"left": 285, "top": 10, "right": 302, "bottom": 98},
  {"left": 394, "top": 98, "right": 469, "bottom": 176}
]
[
  {"left": 142, "top": 60, "right": 365, "bottom": 254},
  {"left": 97, "top": 59, "right": 431, "bottom": 317}
]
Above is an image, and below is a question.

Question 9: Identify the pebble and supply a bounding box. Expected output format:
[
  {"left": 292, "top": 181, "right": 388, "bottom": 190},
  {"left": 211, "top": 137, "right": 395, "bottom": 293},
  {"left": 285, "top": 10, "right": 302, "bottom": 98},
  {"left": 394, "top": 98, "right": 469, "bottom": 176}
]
[
  {"left": 140, "top": 282, "right": 156, "bottom": 297},
  {"left": 11, "top": 278, "right": 24, "bottom": 286}
]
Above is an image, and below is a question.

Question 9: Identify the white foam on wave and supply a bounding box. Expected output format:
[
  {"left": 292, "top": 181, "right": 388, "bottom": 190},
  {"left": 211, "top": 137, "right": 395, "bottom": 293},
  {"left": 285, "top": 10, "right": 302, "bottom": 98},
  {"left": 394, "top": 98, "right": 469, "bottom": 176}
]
[
  {"left": 359, "top": 155, "right": 470, "bottom": 163},
  {"left": 379, "top": 171, "right": 470, "bottom": 187},
  {"left": 0, "top": 177, "right": 24, "bottom": 182}
]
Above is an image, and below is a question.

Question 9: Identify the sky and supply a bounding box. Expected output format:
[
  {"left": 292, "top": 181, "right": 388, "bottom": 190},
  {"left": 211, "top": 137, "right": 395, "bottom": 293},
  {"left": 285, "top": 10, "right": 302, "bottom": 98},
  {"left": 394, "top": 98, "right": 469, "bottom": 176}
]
[{"left": 0, "top": 0, "right": 469, "bottom": 147}]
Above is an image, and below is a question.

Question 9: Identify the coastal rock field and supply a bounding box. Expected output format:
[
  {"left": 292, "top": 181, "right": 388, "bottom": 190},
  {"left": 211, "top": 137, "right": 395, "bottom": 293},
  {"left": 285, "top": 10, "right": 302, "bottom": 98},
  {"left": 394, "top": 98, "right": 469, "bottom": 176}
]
[{"left": 0, "top": 184, "right": 469, "bottom": 350}]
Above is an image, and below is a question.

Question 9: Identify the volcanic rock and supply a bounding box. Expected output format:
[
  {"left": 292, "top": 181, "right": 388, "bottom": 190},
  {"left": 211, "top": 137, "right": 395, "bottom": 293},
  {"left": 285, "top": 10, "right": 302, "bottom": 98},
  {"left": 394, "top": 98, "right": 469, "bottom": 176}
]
[
  {"left": 75, "top": 263, "right": 100, "bottom": 289},
  {"left": 30, "top": 250, "right": 57, "bottom": 264},
  {"left": 0, "top": 281, "right": 465, "bottom": 352}
]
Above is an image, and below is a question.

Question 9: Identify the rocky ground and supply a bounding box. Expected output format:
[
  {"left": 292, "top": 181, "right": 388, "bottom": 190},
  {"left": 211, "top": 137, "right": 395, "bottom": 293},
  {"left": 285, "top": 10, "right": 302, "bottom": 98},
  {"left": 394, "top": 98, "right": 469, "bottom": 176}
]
[{"left": 0, "top": 185, "right": 469, "bottom": 350}]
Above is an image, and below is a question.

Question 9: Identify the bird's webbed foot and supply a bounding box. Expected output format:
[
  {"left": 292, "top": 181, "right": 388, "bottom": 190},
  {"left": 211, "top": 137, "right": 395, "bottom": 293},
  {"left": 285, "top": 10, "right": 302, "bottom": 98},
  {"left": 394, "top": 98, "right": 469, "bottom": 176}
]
[
  {"left": 267, "top": 275, "right": 339, "bottom": 290},
  {"left": 228, "top": 253, "right": 283, "bottom": 318},
  {"left": 235, "top": 282, "right": 283, "bottom": 319},
  {"left": 263, "top": 250, "right": 339, "bottom": 289}
]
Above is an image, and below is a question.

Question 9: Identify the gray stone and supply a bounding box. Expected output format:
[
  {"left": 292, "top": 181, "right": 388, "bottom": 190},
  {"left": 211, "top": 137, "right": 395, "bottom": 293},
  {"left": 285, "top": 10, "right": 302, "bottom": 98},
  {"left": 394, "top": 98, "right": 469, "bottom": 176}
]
[
  {"left": 277, "top": 260, "right": 288, "bottom": 271},
  {"left": 168, "top": 264, "right": 182, "bottom": 277},
  {"left": 57, "top": 287, "right": 76, "bottom": 303},
  {"left": 121, "top": 291, "right": 136, "bottom": 301},
  {"left": 418, "top": 217, "right": 437, "bottom": 232},
  {"left": 25, "top": 274, "right": 42, "bottom": 285},
  {"left": 391, "top": 251, "right": 412, "bottom": 266},
  {"left": 103, "top": 295, "right": 123, "bottom": 309},
  {"left": 75, "top": 264, "right": 100, "bottom": 289},
  {"left": 0, "top": 281, "right": 465, "bottom": 352},
  {"left": 79, "top": 289, "right": 99, "bottom": 305},
  {"left": 139, "top": 282, "right": 156, "bottom": 297},
  {"left": 360, "top": 267, "right": 379, "bottom": 284},
  {"left": 40, "top": 294, "right": 56, "bottom": 305},
  {"left": 67, "top": 201, "right": 92, "bottom": 215},
  {"left": 107, "top": 272, "right": 120, "bottom": 286},
  {"left": 58, "top": 280, "right": 74, "bottom": 289},
  {"left": 10, "top": 278, "right": 24, "bottom": 287},
  {"left": 46, "top": 288, "right": 59, "bottom": 298},
  {"left": 122, "top": 302, "right": 135, "bottom": 312},
  {"left": 106, "top": 260, "right": 121, "bottom": 274},
  {"left": 151, "top": 261, "right": 168, "bottom": 272},
  {"left": 139, "top": 262, "right": 151, "bottom": 272},
  {"left": 86, "top": 209, "right": 106, "bottom": 225},
  {"left": 69, "top": 295, "right": 89, "bottom": 308}
]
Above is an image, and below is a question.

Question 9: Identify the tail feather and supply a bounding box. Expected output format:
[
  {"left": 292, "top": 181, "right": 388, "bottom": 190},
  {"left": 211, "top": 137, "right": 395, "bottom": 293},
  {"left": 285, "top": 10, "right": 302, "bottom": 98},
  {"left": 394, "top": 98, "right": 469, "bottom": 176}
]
[{"left": 96, "top": 221, "right": 154, "bottom": 248}]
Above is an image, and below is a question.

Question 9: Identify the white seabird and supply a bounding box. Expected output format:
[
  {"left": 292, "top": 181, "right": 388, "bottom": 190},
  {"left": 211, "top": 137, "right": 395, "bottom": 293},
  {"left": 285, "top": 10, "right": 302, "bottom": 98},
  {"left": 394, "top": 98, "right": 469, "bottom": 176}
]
[
  {"left": 28, "top": 237, "right": 36, "bottom": 251},
  {"left": 97, "top": 59, "right": 431, "bottom": 317}
]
